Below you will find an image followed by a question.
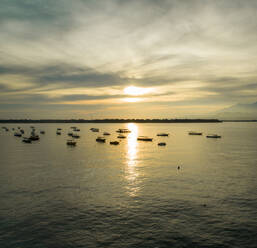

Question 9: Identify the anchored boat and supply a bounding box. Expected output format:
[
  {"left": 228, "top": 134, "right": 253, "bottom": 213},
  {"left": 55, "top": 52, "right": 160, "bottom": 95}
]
[
  {"left": 66, "top": 140, "right": 76, "bottom": 146},
  {"left": 206, "top": 134, "right": 221, "bottom": 138},
  {"left": 110, "top": 141, "right": 119, "bottom": 145},
  {"left": 96, "top": 137, "right": 106, "bottom": 143},
  {"left": 116, "top": 128, "right": 131, "bottom": 133},
  {"left": 157, "top": 133, "right": 169, "bottom": 136},
  {"left": 188, "top": 131, "right": 202, "bottom": 135},
  {"left": 137, "top": 136, "right": 153, "bottom": 141}
]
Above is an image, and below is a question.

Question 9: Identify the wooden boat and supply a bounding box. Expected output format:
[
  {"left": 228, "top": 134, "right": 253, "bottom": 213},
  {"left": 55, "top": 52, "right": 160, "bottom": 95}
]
[
  {"left": 103, "top": 132, "right": 110, "bottom": 135},
  {"left": 68, "top": 132, "right": 73, "bottom": 136},
  {"left": 40, "top": 131, "right": 45, "bottom": 134},
  {"left": 56, "top": 131, "right": 61, "bottom": 135},
  {"left": 137, "top": 136, "right": 153, "bottom": 141}
]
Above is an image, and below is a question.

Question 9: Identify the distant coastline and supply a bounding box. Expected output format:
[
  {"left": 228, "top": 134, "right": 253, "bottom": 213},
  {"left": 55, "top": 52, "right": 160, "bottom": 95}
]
[{"left": 0, "top": 118, "right": 223, "bottom": 123}]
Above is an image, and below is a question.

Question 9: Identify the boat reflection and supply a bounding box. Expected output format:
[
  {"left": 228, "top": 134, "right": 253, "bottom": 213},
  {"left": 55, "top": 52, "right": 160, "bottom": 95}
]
[{"left": 125, "top": 123, "right": 140, "bottom": 197}]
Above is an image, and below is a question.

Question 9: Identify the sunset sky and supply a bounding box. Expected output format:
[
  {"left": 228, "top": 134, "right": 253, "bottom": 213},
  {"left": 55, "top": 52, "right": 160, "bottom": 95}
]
[{"left": 0, "top": 0, "right": 257, "bottom": 119}]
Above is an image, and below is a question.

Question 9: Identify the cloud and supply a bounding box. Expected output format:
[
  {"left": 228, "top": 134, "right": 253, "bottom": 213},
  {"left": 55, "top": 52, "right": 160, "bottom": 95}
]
[{"left": 0, "top": 0, "right": 257, "bottom": 118}]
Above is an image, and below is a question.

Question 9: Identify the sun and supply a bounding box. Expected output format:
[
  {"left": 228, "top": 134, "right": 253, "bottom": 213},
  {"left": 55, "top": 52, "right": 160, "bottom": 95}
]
[{"left": 124, "top": 86, "right": 151, "bottom": 96}]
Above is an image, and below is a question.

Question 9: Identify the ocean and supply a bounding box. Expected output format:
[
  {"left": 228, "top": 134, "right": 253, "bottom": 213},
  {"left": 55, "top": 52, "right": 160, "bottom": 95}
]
[{"left": 0, "top": 122, "right": 256, "bottom": 248}]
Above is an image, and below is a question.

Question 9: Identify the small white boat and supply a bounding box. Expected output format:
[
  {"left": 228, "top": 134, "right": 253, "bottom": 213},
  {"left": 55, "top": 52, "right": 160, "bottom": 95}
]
[
  {"left": 206, "top": 134, "right": 221, "bottom": 138},
  {"left": 137, "top": 136, "right": 153, "bottom": 141}
]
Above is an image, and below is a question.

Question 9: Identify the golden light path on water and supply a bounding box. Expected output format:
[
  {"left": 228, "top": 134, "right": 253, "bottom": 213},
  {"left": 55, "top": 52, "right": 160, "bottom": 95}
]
[{"left": 125, "top": 123, "right": 140, "bottom": 197}]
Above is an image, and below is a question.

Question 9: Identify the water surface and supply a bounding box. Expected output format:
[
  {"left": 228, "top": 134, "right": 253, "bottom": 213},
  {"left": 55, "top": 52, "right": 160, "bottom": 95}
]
[{"left": 0, "top": 122, "right": 256, "bottom": 248}]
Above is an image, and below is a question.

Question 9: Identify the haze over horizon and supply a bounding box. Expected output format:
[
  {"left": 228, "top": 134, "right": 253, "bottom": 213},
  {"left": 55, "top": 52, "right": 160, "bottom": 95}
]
[{"left": 1, "top": 0, "right": 257, "bottom": 119}]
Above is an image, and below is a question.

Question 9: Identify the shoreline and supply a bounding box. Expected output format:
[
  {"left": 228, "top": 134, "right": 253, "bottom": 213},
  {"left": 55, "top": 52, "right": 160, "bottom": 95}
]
[{"left": 0, "top": 118, "right": 223, "bottom": 123}]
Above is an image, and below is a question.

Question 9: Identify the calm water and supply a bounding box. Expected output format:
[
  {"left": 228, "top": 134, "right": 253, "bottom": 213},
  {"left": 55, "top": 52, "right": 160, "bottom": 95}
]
[{"left": 0, "top": 122, "right": 256, "bottom": 248}]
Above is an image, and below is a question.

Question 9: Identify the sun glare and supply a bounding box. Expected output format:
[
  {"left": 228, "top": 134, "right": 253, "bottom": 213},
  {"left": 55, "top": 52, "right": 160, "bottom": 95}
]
[{"left": 124, "top": 86, "right": 151, "bottom": 96}]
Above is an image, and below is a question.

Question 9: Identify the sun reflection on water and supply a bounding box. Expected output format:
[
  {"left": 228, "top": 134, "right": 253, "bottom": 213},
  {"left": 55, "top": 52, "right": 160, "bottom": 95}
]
[{"left": 125, "top": 123, "right": 140, "bottom": 197}]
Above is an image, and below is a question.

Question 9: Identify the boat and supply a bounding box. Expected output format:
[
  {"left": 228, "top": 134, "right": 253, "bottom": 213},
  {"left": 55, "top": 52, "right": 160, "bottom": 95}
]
[
  {"left": 116, "top": 128, "right": 131, "bottom": 133},
  {"left": 22, "top": 138, "right": 32, "bottom": 143},
  {"left": 29, "top": 135, "right": 40, "bottom": 141},
  {"left": 206, "top": 134, "right": 221, "bottom": 138},
  {"left": 117, "top": 134, "right": 126, "bottom": 139},
  {"left": 158, "top": 142, "right": 166, "bottom": 146},
  {"left": 12, "top": 128, "right": 15, "bottom": 131},
  {"left": 96, "top": 137, "right": 106, "bottom": 142},
  {"left": 188, "top": 131, "right": 202, "bottom": 135},
  {"left": 56, "top": 131, "right": 61, "bottom": 135},
  {"left": 14, "top": 132, "right": 22, "bottom": 137},
  {"left": 40, "top": 131, "right": 45, "bottom": 134},
  {"left": 110, "top": 141, "right": 119, "bottom": 145},
  {"left": 90, "top": 128, "right": 99, "bottom": 132},
  {"left": 103, "top": 132, "right": 110, "bottom": 135},
  {"left": 68, "top": 132, "right": 73, "bottom": 136},
  {"left": 66, "top": 140, "right": 76, "bottom": 146},
  {"left": 72, "top": 134, "right": 80, "bottom": 138},
  {"left": 20, "top": 129, "right": 24, "bottom": 134},
  {"left": 137, "top": 136, "right": 153, "bottom": 141},
  {"left": 157, "top": 133, "right": 169, "bottom": 136},
  {"left": 57, "top": 128, "right": 62, "bottom": 130}
]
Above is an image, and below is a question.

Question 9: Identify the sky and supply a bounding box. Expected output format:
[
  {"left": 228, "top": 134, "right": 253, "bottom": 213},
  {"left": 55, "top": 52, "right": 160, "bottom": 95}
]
[{"left": 0, "top": 0, "right": 257, "bottom": 119}]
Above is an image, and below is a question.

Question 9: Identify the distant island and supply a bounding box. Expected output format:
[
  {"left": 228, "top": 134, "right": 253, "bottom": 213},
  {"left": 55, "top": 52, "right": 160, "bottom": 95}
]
[{"left": 0, "top": 118, "right": 223, "bottom": 123}]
